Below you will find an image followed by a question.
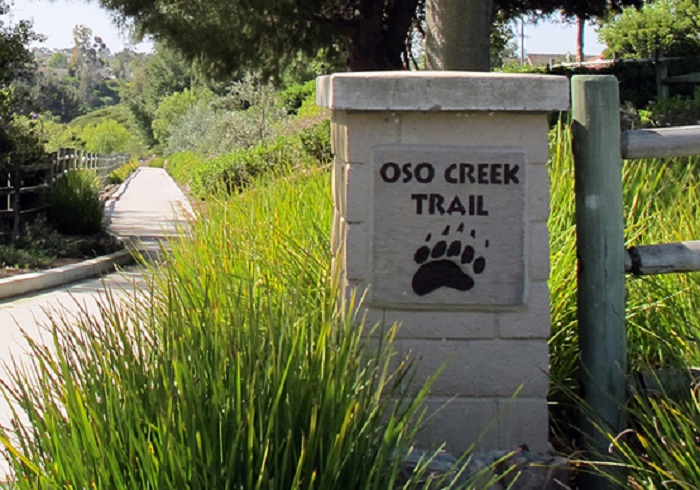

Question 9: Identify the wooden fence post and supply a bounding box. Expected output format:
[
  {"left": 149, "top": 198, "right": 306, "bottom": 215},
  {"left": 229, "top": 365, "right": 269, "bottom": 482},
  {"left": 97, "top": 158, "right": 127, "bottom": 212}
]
[
  {"left": 571, "top": 75, "right": 627, "bottom": 488},
  {"left": 12, "top": 158, "right": 21, "bottom": 238}
]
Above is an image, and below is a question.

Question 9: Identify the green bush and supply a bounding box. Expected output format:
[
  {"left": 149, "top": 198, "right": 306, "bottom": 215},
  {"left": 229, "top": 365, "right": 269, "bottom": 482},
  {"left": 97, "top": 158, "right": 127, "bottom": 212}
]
[
  {"left": 298, "top": 118, "right": 332, "bottom": 163},
  {"left": 167, "top": 118, "right": 330, "bottom": 198},
  {"left": 109, "top": 159, "right": 140, "bottom": 184},
  {"left": 149, "top": 156, "right": 165, "bottom": 168},
  {"left": 80, "top": 119, "right": 133, "bottom": 154},
  {"left": 277, "top": 79, "right": 316, "bottom": 115},
  {"left": 45, "top": 169, "right": 104, "bottom": 234},
  {"left": 165, "top": 151, "right": 206, "bottom": 188}
]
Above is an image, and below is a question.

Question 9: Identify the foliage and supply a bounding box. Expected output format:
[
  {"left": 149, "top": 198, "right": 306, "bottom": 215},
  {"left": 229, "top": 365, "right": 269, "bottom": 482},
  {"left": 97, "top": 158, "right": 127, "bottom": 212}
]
[
  {"left": 547, "top": 121, "right": 700, "bottom": 457},
  {"left": 94, "top": 0, "right": 641, "bottom": 77},
  {"left": 148, "top": 156, "right": 165, "bottom": 168},
  {"left": 67, "top": 25, "right": 119, "bottom": 110},
  {"left": 605, "top": 378, "right": 700, "bottom": 488},
  {"left": 45, "top": 169, "right": 105, "bottom": 234},
  {"left": 47, "top": 52, "right": 69, "bottom": 69},
  {"left": 152, "top": 88, "right": 211, "bottom": 145},
  {"left": 123, "top": 43, "right": 222, "bottom": 147},
  {"left": 498, "top": 62, "right": 547, "bottom": 74},
  {"left": 0, "top": 0, "right": 44, "bottom": 154},
  {"left": 277, "top": 80, "right": 317, "bottom": 115},
  {"left": 165, "top": 80, "right": 288, "bottom": 156},
  {"left": 0, "top": 217, "right": 120, "bottom": 269},
  {"left": 22, "top": 73, "right": 84, "bottom": 123},
  {"left": 164, "top": 151, "right": 205, "bottom": 187},
  {"left": 97, "top": 0, "right": 422, "bottom": 74},
  {"left": 63, "top": 104, "right": 150, "bottom": 156},
  {"left": 490, "top": 10, "right": 518, "bottom": 68},
  {"left": 80, "top": 119, "right": 133, "bottom": 154},
  {"left": 168, "top": 118, "right": 330, "bottom": 198},
  {"left": 109, "top": 159, "right": 140, "bottom": 184},
  {"left": 599, "top": 0, "right": 700, "bottom": 58},
  {"left": 622, "top": 87, "right": 700, "bottom": 128},
  {"left": 0, "top": 168, "right": 468, "bottom": 489}
]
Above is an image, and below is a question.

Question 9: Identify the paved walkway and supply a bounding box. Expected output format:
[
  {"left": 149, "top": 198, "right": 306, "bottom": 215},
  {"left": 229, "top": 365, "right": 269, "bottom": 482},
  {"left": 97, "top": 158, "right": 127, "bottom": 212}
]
[{"left": 0, "top": 167, "right": 191, "bottom": 481}]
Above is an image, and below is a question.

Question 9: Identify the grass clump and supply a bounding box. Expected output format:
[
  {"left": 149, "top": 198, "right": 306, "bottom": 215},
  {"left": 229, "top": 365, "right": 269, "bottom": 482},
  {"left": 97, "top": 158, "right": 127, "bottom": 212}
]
[
  {"left": 548, "top": 121, "right": 700, "bottom": 394},
  {"left": 547, "top": 120, "right": 700, "bottom": 485},
  {"left": 605, "top": 378, "right": 700, "bottom": 488},
  {"left": 45, "top": 169, "right": 104, "bottom": 235},
  {"left": 109, "top": 159, "right": 140, "bottom": 184},
  {"left": 0, "top": 168, "right": 458, "bottom": 489}
]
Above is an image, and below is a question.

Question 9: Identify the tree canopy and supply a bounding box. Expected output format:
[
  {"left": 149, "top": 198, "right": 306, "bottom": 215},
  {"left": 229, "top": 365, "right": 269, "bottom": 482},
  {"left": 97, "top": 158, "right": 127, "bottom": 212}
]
[
  {"left": 599, "top": 0, "right": 700, "bottom": 58},
  {"left": 98, "top": 0, "right": 643, "bottom": 75},
  {"left": 0, "top": 0, "right": 44, "bottom": 154}
]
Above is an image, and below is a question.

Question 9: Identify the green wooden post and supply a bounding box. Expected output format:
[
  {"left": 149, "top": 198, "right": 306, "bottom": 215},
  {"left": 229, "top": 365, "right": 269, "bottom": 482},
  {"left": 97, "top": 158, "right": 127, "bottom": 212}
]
[{"left": 571, "top": 75, "right": 627, "bottom": 488}]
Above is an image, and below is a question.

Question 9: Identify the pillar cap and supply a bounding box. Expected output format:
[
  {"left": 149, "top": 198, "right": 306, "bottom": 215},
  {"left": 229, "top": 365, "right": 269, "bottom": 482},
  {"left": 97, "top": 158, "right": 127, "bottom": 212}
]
[{"left": 317, "top": 71, "right": 570, "bottom": 112}]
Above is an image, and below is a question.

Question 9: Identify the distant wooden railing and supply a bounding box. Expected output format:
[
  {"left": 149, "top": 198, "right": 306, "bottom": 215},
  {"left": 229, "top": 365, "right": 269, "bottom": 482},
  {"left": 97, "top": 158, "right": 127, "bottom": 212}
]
[
  {"left": 571, "top": 74, "right": 700, "bottom": 487},
  {"left": 0, "top": 149, "right": 129, "bottom": 238}
]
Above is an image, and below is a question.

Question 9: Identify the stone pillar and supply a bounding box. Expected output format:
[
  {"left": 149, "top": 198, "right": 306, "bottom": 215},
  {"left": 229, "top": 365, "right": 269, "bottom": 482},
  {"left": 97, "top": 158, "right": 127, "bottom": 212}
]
[{"left": 317, "top": 72, "right": 569, "bottom": 453}]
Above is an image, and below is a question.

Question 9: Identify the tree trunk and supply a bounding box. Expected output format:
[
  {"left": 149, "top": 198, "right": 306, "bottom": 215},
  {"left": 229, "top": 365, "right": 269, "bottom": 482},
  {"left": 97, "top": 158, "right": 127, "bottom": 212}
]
[
  {"left": 425, "top": 0, "right": 493, "bottom": 71},
  {"left": 345, "top": 0, "right": 419, "bottom": 71},
  {"left": 576, "top": 16, "right": 584, "bottom": 63}
]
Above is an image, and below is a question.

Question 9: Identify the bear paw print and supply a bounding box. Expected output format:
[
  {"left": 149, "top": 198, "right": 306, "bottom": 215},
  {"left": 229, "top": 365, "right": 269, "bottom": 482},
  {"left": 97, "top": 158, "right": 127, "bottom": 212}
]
[{"left": 412, "top": 225, "right": 487, "bottom": 297}]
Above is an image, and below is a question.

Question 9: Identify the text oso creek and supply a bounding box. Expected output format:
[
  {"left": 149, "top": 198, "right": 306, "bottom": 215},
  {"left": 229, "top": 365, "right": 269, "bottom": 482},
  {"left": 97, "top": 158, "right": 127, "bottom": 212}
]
[{"left": 378, "top": 162, "right": 521, "bottom": 216}]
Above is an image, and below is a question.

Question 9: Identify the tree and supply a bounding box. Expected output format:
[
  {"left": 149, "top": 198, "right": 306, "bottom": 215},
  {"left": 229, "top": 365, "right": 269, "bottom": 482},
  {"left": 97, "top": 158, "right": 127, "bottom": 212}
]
[
  {"left": 599, "top": 0, "right": 700, "bottom": 59},
  {"left": 0, "top": 0, "right": 44, "bottom": 155},
  {"left": 98, "top": 0, "right": 422, "bottom": 73},
  {"left": 99, "top": 0, "right": 642, "bottom": 75},
  {"left": 80, "top": 119, "right": 132, "bottom": 154},
  {"left": 426, "top": 0, "right": 493, "bottom": 71},
  {"left": 426, "top": 0, "right": 642, "bottom": 70},
  {"left": 69, "top": 25, "right": 113, "bottom": 109},
  {"left": 151, "top": 88, "right": 212, "bottom": 144},
  {"left": 26, "top": 73, "right": 84, "bottom": 122},
  {"left": 123, "top": 43, "right": 198, "bottom": 146}
]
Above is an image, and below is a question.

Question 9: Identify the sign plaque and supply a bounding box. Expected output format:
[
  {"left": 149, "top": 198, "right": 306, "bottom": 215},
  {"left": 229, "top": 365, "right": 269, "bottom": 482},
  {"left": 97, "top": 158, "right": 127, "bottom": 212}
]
[{"left": 371, "top": 145, "right": 527, "bottom": 308}]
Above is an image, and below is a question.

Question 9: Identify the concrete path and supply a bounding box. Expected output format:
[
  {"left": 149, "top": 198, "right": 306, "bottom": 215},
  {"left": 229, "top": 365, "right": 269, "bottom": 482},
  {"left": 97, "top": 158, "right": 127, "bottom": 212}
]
[
  {"left": 106, "top": 166, "right": 193, "bottom": 254},
  {"left": 0, "top": 167, "right": 191, "bottom": 481}
]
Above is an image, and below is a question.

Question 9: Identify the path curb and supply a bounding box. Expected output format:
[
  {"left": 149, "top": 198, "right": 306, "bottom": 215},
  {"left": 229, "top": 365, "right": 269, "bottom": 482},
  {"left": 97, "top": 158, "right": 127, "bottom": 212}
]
[{"left": 0, "top": 249, "right": 135, "bottom": 301}]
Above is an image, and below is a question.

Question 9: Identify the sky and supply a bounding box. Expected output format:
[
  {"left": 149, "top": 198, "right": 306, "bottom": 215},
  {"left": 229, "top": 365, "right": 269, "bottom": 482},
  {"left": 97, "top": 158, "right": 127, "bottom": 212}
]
[{"left": 13, "top": 0, "right": 606, "bottom": 56}]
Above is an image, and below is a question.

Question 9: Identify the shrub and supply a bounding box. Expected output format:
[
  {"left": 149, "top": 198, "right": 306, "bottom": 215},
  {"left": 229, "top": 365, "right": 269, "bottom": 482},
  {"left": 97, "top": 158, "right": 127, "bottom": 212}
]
[
  {"left": 165, "top": 151, "right": 206, "bottom": 188},
  {"left": 80, "top": 119, "right": 133, "bottom": 154},
  {"left": 152, "top": 88, "right": 212, "bottom": 145},
  {"left": 109, "top": 159, "right": 140, "bottom": 184},
  {"left": 149, "top": 156, "right": 165, "bottom": 168},
  {"left": 298, "top": 118, "right": 331, "bottom": 163},
  {"left": 165, "top": 79, "right": 290, "bottom": 157},
  {"left": 277, "top": 79, "right": 316, "bottom": 115},
  {"left": 45, "top": 169, "right": 104, "bottom": 234}
]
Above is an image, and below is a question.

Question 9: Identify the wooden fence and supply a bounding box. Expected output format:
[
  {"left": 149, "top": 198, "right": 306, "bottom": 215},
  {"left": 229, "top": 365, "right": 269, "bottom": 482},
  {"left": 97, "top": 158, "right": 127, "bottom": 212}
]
[
  {"left": 0, "top": 149, "right": 129, "bottom": 238},
  {"left": 571, "top": 74, "right": 700, "bottom": 487}
]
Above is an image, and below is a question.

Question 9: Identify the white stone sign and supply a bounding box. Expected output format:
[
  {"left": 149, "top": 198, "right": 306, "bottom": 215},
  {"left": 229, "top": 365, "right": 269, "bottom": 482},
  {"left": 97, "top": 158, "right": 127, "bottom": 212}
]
[{"left": 371, "top": 145, "right": 527, "bottom": 308}]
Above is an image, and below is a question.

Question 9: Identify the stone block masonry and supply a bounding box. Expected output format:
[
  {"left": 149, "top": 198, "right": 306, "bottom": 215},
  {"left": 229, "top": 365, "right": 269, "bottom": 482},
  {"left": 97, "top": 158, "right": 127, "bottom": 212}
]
[{"left": 317, "top": 72, "right": 569, "bottom": 454}]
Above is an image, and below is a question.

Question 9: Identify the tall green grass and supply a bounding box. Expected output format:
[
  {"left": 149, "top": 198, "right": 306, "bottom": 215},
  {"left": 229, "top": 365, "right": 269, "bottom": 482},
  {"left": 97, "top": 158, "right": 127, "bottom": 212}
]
[
  {"left": 548, "top": 120, "right": 700, "bottom": 485},
  {"left": 45, "top": 169, "right": 105, "bottom": 235},
  {"left": 549, "top": 121, "right": 700, "bottom": 390},
  {"left": 0, "top": 168, "right": 462, "bottom": 489}
]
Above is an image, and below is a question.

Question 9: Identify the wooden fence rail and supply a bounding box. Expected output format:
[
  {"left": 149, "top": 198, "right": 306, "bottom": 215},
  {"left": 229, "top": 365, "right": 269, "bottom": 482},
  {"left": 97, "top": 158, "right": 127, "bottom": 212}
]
[
  {"left": 622, "top": 125, "right": 700, "bottom": 160},
  {"left": 572, "top": 74, "right": 700, "bottom": 489},
  {"left": 0, "top": 149, "right": 129, "bottom": 238}
]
